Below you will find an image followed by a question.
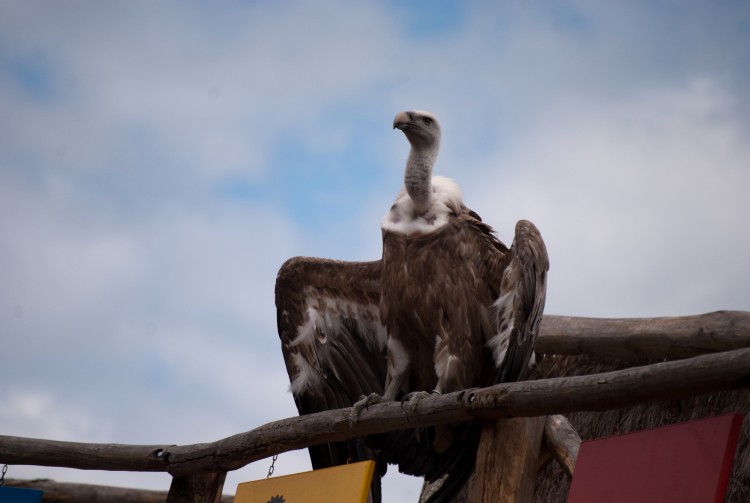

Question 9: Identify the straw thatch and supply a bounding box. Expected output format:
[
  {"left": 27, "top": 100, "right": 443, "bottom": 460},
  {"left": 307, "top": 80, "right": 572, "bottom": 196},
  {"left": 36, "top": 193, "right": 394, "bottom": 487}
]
[{"left": 530, "top": 354, "right": 750, "bottom": 502}]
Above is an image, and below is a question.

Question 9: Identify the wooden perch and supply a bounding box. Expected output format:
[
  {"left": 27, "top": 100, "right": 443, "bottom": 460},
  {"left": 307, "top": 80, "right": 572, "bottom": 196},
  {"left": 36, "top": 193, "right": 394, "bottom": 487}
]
[
  {"left": 0, "top": 439, "right": 169, "bottom": 472},
  {"left": 2, "top": 347, "right": 749, "bottom": 477},
  {"left": 537, "top": 310, "right": 750, "bottom": 359}
]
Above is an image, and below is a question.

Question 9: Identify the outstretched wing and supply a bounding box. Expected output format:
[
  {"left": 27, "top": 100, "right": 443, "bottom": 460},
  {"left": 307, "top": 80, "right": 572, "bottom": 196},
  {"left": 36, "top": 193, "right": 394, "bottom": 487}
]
[
  {"left": 275, "top": 257, "right": 387, "bottom": 469},
  {"left": 488, "top": 219, "right": 549, "bottom": 382}
]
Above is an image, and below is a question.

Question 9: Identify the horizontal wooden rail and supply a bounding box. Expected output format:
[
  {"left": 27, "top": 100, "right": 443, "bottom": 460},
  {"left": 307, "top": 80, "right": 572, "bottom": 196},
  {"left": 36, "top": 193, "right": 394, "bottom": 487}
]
[
  {"left": 0, "top": 439, "right": 170, "bottom": 472},
  {"left": 2, "top": 347, "right": 749, "bottom": 476},
  {"left": 537, "top": 310, "right": 750, "bottom": 359}
]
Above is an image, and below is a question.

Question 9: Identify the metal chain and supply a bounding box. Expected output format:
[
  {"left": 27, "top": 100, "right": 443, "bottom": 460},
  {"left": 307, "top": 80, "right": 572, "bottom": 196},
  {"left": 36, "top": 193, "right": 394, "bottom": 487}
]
[
  {"left": 0, "top": 464, "right": 7, "bottom": 486},
  {"left": 266, "top": 454, "right": 278, "bottom": 478}
]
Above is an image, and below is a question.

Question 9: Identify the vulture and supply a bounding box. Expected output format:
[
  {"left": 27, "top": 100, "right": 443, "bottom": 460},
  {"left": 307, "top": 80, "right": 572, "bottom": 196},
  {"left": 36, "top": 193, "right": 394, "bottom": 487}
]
[{"left": 275, "top": 110, "right": 548, "bottom": 502}]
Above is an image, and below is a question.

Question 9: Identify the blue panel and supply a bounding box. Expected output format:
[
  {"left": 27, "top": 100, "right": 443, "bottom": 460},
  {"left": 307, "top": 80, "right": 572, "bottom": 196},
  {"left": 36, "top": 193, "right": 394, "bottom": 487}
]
[{"left": 0, "top": 486, "right": 44, "bottom": 502}]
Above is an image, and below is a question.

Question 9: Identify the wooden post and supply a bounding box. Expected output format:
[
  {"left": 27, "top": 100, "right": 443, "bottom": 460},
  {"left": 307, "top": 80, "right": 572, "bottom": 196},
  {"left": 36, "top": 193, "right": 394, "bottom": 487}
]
[
  {"left": 542, "top": 414, "right": 580, "bottom": 477},
  {"left": 166, "top": 472, "right": 227, "bottom": 503},
  {"left": 468, "top": 416, "right": 545, "bottom": 503}
]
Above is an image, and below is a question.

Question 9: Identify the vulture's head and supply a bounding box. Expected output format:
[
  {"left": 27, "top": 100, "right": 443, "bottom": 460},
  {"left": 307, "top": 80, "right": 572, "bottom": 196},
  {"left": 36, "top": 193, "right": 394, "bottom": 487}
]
[{"left": 393, "top": 110, "right": 441, "bottom": 151}]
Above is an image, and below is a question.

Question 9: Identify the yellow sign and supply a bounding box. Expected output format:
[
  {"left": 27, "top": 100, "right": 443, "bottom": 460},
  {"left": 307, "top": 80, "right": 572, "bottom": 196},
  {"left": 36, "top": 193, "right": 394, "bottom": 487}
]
[{"left": 235, "top": 461, "right": 375, "bottom": 503}]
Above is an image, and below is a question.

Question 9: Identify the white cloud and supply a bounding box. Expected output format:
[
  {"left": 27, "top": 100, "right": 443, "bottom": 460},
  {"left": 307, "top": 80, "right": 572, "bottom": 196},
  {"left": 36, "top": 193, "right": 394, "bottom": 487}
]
[
  {"left": 465, "top": 76, "right": 750, "bottom": 317},
  {"left": 0, "top": 387, "right": 113, "bottom": 443},
  {"left": 0, "top": 0, "right": 403, "bottom": 184}
]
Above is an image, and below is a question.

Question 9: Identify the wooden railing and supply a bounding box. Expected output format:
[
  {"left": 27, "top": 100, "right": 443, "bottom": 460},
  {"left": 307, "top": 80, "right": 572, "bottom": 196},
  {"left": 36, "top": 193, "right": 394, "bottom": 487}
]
[{"left": 1, "top": 311, "right": 749, "bottom": 502}]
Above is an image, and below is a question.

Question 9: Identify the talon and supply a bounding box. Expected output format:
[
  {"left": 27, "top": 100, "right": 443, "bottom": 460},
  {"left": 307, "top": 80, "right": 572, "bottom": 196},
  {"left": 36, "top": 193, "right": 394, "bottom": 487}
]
[
  {"left": 348, "top": 393, "right": 383, "bottom": 426},
  {"left": 400, "top": 390, "right": 433, "bottom": 414}
]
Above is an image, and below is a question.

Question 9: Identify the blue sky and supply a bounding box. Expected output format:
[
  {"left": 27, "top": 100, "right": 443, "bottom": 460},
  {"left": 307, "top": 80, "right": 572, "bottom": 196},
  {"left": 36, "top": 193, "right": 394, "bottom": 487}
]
[{"left": 1, "top": 1, "right": 749, "bottom": 500}]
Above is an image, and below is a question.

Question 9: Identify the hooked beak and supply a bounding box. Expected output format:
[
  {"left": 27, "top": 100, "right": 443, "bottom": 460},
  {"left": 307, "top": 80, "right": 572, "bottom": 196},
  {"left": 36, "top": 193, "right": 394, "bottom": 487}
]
[{"left": 393, "top": 110, "right": 414, "bottom": 130}]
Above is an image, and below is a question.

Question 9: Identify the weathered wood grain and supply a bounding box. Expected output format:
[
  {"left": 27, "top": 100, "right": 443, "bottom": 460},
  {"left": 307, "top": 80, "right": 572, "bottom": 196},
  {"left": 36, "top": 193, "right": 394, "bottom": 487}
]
[
  {"left": 468, "top": 417, "right": 545, "bottom": 503},
  {"left": 542, "top": 414, "right": 580, "bottom": 478},
  {"left": 537, "top": 310, "right": 750, "bottom": 359},
  {"left": 0, "top": 437, "right": 169, "bottom": 471},
  {"left": 166, "top": 472, "right": 226, "bottom": 503}
]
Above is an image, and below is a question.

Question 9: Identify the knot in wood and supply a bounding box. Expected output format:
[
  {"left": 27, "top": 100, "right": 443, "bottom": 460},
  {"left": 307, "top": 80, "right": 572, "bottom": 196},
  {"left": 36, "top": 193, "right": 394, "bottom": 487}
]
[{"left": 465, "top": 387, "right": 510, "bottom": 413}]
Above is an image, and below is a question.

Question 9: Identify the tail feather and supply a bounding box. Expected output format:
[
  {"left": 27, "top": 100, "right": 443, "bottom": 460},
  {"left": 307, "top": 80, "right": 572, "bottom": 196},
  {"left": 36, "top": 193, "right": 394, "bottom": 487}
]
[{"left": 368, "top": 419, "right": 482, "bottom": 503}]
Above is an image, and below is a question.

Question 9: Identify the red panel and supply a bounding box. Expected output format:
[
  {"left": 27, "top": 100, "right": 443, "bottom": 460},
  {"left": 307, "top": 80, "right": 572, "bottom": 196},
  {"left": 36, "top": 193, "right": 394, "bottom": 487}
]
[{"left": 567, "top": 413, "right": 743, "bottom": 503}]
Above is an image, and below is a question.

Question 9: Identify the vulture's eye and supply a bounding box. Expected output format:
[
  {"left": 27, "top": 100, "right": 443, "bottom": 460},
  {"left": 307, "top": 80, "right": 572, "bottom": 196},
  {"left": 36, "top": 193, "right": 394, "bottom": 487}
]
[{"left": 423, "top": 117, "right": 433, "bottom": 126}]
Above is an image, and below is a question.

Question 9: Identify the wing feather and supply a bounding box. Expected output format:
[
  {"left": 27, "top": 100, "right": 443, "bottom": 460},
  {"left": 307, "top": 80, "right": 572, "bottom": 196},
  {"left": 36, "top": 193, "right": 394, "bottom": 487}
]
[
  {"left": 275, "top": 257, "right": 387, "bottom": 474},
  {"left": 489, "top": 219, "right": 549, "bottom": 382}
]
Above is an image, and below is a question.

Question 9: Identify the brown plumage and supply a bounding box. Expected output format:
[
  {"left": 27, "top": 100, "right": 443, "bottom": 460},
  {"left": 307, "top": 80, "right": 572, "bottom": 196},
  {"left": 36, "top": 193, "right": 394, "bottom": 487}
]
[{"left": 275, "top": 110, "right": 549, "bottom": 502}]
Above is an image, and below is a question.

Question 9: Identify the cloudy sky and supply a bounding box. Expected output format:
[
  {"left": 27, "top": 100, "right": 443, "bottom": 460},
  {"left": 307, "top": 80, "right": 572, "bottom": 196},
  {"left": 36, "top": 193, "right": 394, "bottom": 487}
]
[{"left": 1, "top": 1, "right": 749, "bottom": 500}]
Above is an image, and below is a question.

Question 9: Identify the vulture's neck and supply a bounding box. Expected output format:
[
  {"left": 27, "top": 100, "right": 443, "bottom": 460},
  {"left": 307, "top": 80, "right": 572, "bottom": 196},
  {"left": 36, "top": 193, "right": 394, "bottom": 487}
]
[{"left": 404, "top": 145, "right": 438, "bottom": 216}]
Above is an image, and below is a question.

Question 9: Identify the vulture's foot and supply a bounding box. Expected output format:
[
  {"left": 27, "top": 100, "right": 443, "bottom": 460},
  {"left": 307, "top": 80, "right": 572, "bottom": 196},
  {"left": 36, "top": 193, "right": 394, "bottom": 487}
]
[
  {"left": 348, "top": 393, "right": 384, "bottom": 426},
  {"left": 400, "top": 390, "right": 440, "bottom": 415}
]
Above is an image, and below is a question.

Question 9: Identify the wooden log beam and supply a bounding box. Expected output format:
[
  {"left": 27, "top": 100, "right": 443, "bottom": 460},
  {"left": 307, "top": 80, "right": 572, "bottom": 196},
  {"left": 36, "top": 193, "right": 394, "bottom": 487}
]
[
  {"left": 465, "top": 347, "right": 750, "bottom": 419},
  {"left": 537, "top": 310, "right": 750, "bottom": 359},
  {"left": 174, "top": 347, "right": 749, "bottom": 476},
  {"left": 2, "top": 348, "right": 748, "bottom": 477},
  {"left": 0, "top": 438, "right": 170, "bottom": 471}
]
